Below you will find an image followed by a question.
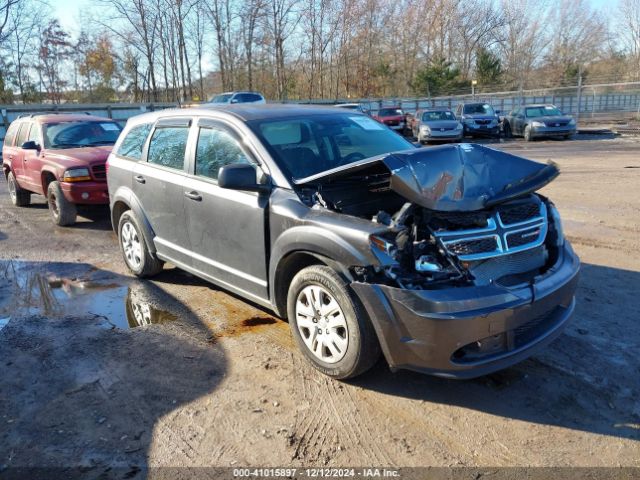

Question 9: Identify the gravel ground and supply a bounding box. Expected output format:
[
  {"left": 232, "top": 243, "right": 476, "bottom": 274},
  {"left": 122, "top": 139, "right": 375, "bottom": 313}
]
[{"left": 0, "top": 135, "right": 639, "bottom": 477}]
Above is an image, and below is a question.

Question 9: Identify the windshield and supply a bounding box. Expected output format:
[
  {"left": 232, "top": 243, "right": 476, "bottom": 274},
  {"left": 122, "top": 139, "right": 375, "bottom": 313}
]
[
  {"left": 248, "top": 114, "right": 414, "bottom": 180},
  {"left": 463, "top": 104, "right": 495, "bottom": 115},
  {"left": 43, "top": 121, "right": 122, "bottom": 149},
  {"left": 422, "top": 111, "right": 456, "bottom": 121},
  {"left": 378, "top": 108, "right": 403, "bottom": 117},
  {"left": 526, "top": 106, "right": 562, "bottom": 117},
  {"left": 210, "top": 94, "right": 233, "bottom": 103}
]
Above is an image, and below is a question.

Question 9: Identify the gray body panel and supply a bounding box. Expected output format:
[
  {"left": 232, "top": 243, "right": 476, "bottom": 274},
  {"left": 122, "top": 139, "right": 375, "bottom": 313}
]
[{"left": 107, "top": 105, "right": 579, "bottom": 378}]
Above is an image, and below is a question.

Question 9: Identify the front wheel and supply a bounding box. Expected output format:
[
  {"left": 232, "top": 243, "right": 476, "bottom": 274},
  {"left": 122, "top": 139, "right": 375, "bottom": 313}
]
[
  {"left": 118, "top": 210, "right": 164, "bottom": 277},
  {"left": 47, "top": 181, "right": 77, "bottom": 226},
  {"left": 287, "top": 265, "right": 381, "bottom": 379},
  {"left": 7, "top": 171, "right": 31, "bottom": 207},
  {"left": 524, "top": 125, "right": 533, "bottom": 142}
]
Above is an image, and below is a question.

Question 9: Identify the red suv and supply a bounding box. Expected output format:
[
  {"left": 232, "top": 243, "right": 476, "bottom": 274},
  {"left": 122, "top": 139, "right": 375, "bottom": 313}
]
[
  {"left": 373, "top": 106, "right": 407, "bottom": 133},
  {"left": 2, "top": 114, "right": 122, "bottom": 226}
]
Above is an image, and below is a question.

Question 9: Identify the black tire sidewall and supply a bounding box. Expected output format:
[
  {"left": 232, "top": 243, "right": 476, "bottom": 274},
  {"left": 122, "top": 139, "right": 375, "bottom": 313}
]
[
  {"left": 287, "top": 266, "right": 377, "bottom": 379},
  {"left": 47, "top": 181, "right": 76, "bottom": 226}
]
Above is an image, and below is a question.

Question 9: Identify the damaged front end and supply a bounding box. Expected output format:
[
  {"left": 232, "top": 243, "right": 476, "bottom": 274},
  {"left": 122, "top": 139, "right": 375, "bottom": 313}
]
[{"left": 295, "top": 143, "right": 579, "bottom": 377}]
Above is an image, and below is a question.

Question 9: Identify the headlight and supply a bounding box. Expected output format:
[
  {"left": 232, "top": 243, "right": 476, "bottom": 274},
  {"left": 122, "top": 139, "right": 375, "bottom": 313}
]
[
  {"left": 464, "top": 118, "right": 475, "bottom": 125},
  {"left": 455, "top": 123, "right": 463, "bottom": 130},
  {"left": 549, "top": 204, "right": 565, "bottom": 246},
  {"left": 63, "top": 168, "right": 92, "bottom": 182},
  {"left": 568, "top": 118, "right": 576, "bottom": 126},
  {"left": 420, "top": 125, "right": 431, "bottom": 134},
  {"left": 531, "top": 121, "right": 545, "bottom": 128}
]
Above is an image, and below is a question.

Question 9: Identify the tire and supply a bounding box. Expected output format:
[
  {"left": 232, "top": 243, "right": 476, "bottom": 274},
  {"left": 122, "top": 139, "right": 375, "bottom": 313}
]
[
  {"left": 503, "top": 122, "right": 512, "bottom": 138},
  {"left": 524, "top": 125, "right": 533, "bottom": 142},
  {"left": 287, "top": 265, "right": 381, "bottom": 379},
  {"left": 7, "top": 171, "right": 31, "bottom": 207},
  {"left": 47, "top": 181, "right": 77, "bottom": 226},
  {"left": 117, "top": 210, "right": 163, "bottom": 277}
]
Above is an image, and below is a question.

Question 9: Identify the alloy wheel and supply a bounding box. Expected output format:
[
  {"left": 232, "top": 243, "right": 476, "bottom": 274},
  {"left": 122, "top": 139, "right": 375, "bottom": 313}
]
[
  {"left": 121, "top": 221, "right": 143, "bottom": 270},
  {"left": 295, "top": 285, "right": 349, "bottom": 364}
]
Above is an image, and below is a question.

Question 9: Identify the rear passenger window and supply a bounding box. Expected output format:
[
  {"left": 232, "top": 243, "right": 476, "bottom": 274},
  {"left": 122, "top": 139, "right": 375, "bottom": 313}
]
[
  {"left": 147, "top": 127, "right": 189, "bottom": 170},
  {"left": 195, "top": 127, "right": 251, "bottom": 180},
  {"left": 118, "top": 123, "right": 152, "bottom": 160},
  {"left": 4, "top": 122, "right": 19, "bottom": 146},
  {"left": 16, "top": 123, "right": 30, "bottom": 148}
]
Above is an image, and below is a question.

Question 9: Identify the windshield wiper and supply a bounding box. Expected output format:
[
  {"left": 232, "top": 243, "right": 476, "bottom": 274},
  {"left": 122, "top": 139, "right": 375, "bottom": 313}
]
[{"left": 87, "top": 140, "right": 115, "bottom": 146}]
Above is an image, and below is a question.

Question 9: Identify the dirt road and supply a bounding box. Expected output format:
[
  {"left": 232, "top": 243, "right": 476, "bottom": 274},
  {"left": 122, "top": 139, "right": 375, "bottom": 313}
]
[{"left": 1, "top": 135, "right": 639, "bottom": 476}]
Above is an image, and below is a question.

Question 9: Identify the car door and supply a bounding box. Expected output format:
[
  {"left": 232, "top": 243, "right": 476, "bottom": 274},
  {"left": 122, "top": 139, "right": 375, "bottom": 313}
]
[
  {"left": 132, "top": 117, "right": 193, "bottom": 267},
  {"left": 513, "top": 108, "right": 525, "bottom": 135},
  {"left": 23, "top": 122, "right": 45, "bottom": 193},
  {"left": 11, "top": 122, "right": 30, "bottom": 185},
  {"left": 183, "top": 118, "right": 269, "bottom": 302},
  {"left": 3, "top": 122, "right": 22, "bottom": 181}
]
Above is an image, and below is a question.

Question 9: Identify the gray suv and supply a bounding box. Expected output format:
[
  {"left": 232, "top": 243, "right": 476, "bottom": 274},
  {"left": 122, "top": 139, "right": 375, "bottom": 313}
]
[{"left": 107, "top": 105, "right": 580, "bottom": 379}]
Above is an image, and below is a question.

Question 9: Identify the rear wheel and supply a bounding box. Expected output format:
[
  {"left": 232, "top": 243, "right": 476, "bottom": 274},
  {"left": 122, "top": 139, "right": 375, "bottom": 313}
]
[
  {"left": 7, "top": 172, "right": 31, "bottom": 207},
  {"left": 47, "top": 181, "right": 76, "bottom": 226},
  {"left": 287, "top": 265, "right": 381, "bottom": 379},
  {"left": 118, "top": 210, "right": 163, "bottom": 277}
]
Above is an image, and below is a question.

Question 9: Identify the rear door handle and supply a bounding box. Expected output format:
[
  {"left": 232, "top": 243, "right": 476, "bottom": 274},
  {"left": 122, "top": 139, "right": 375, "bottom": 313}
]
[
  {"left": 134, "top": 175, "right": 146, "bottom": 184},
  {"left": 184, "top": 191, "right": 202, "bottom": 201}
]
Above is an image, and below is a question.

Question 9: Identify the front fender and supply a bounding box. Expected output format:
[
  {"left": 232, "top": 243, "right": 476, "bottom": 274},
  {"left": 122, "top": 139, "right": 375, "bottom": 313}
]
[
  {"left": 110, "top": 186, "right": 157, "bottom": 254},
  {"left": 268, "top": 224, "right": 377, "bottom": 309}
]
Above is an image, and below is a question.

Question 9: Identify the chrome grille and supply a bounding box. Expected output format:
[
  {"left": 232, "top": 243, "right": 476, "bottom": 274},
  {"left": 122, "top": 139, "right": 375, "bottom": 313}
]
[
  {"left": 498, "top": 203, "right": 540, "bottom": 225},
  {"left": 434, "top": 200, "right": 547, "bottom": 261},
  {"left": 447, "top": 237, "right": 498, "bottom": 256}
]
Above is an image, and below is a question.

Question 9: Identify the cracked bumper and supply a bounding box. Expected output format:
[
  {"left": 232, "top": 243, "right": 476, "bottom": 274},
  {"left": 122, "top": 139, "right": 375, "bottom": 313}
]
[{"left": 352, "top": 243, "right": 580, "bottom": 379}]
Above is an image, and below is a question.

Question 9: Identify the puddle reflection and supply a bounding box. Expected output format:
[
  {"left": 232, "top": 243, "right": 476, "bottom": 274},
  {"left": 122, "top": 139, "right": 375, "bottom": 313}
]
[{"left": 0, "top": 260, "right": 177, "bottom": 330}]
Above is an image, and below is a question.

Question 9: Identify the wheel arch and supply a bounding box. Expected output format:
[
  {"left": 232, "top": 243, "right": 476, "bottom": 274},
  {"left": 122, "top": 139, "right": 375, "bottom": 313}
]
[
  {"left": 41, "top": 169, "right": 57, "bottom": 194},
  {"left": 110, "top": 186, "right": 157, "bottom": 254}
]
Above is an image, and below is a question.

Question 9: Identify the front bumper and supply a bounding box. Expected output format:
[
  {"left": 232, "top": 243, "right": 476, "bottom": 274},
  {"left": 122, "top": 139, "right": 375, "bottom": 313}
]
[
  {"left": 352, "top": 243, "right": 580, "bottom": 379},
  {"left": 385, "top": 122, "right": 405, "bottom": 131},
  {"left": 420, "top": 130, "right": 463, "bottom": 142},
  {"left": 531, "top": 126, "right": 576, "bottom": 138},
  {"left": 60, "top": 181, "right": 110, "bottom": 205},
  {"left": 464, "top": 124, "right": 500, "bottom": 137}
]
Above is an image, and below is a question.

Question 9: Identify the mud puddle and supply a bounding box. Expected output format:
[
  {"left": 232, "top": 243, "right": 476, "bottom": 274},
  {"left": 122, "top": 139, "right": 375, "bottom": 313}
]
[{"left": 0, "top": 260, "right": 176, "bottom": 329}]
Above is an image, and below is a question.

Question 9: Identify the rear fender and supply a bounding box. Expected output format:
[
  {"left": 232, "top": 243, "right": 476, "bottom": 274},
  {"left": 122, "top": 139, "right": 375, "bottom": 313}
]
[{"left": 110, "top": 186, "right": 157, "bottom": 254}]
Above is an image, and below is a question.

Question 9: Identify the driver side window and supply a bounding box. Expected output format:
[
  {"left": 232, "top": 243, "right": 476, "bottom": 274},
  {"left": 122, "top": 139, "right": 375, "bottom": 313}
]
[{"left": 195, "top": 127, "right": 251, "bottom": 180}]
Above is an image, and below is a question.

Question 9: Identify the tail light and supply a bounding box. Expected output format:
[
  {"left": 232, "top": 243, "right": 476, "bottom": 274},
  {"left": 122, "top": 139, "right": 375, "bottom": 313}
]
[{"left": 105, "top": 158, "right": 110, "bottom": 175}]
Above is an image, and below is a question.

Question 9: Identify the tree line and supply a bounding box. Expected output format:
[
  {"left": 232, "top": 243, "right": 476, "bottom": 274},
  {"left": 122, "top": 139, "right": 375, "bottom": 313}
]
[{"left": 0, "top": 0, "right": 639, "bottom": 104}]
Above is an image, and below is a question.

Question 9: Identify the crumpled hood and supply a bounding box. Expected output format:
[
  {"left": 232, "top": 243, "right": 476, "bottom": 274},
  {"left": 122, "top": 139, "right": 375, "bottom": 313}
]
[{"left": 295, "top": 143, "right": 559, "bottom": 212}]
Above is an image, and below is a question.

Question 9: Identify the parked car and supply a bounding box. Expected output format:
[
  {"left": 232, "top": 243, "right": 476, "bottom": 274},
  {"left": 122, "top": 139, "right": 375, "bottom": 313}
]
[
  {"left": 107, "top": 105, "right": 579, "bottom": 380},
  {"left": 412, "top": 108, "right": 463, "bottom": 144},
  {"left": 455, "top": 102, "right": 501, "bottom": 138},
  {"left": 334, "top": 103, "right": 371, "bottom": 116},
  {"left": 503, "top": 104, "right": 576, "bottom": 141},
  {"left": 373, "top": 106, "right": 406, "bottom": 133},
  {"left": 2, "top": 113, "right": 122, "bottom": 226},
  {"left": 209, "top": 91, "right": 266, "bottom": 104}
]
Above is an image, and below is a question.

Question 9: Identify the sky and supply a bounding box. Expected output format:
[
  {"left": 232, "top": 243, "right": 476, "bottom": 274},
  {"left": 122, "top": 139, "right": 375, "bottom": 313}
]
[{"left": 52, "top": 0, "right": 612, "bottom": 36}]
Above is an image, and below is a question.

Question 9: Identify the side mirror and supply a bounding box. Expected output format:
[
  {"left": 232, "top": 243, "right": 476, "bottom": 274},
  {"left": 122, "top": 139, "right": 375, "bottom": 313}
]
[
  {"left": 21, "top": 140, "right": 40, "bottom": 150},
  {"left": 218, "top": 163, "right": 269, "bottom": 192},
  {"left": 495, "top": 110, "right": 501, "bottom": 115},
  {"left": 230, "top": 98, "right": 239, "bottom": 104}
]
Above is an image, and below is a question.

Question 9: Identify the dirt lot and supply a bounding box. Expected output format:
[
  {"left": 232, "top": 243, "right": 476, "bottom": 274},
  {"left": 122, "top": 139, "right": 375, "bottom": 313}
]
[{"left": 0, "top": 135, "right": 639, "bottom": 476}]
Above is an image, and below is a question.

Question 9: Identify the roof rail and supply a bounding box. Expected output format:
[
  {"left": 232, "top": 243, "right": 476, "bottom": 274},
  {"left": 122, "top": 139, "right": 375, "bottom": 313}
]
[{"left": 16, "top": 112, "right": 64, "bottom": 119}]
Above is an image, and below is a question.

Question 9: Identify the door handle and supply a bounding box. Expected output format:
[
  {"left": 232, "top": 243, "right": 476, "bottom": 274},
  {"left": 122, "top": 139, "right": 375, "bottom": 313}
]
[
  {"left": 184, "top": 191, "right": 202, "bottom": 201},
  {"left": 134, "top": 175, "right": 146, "bottom": 184}
]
